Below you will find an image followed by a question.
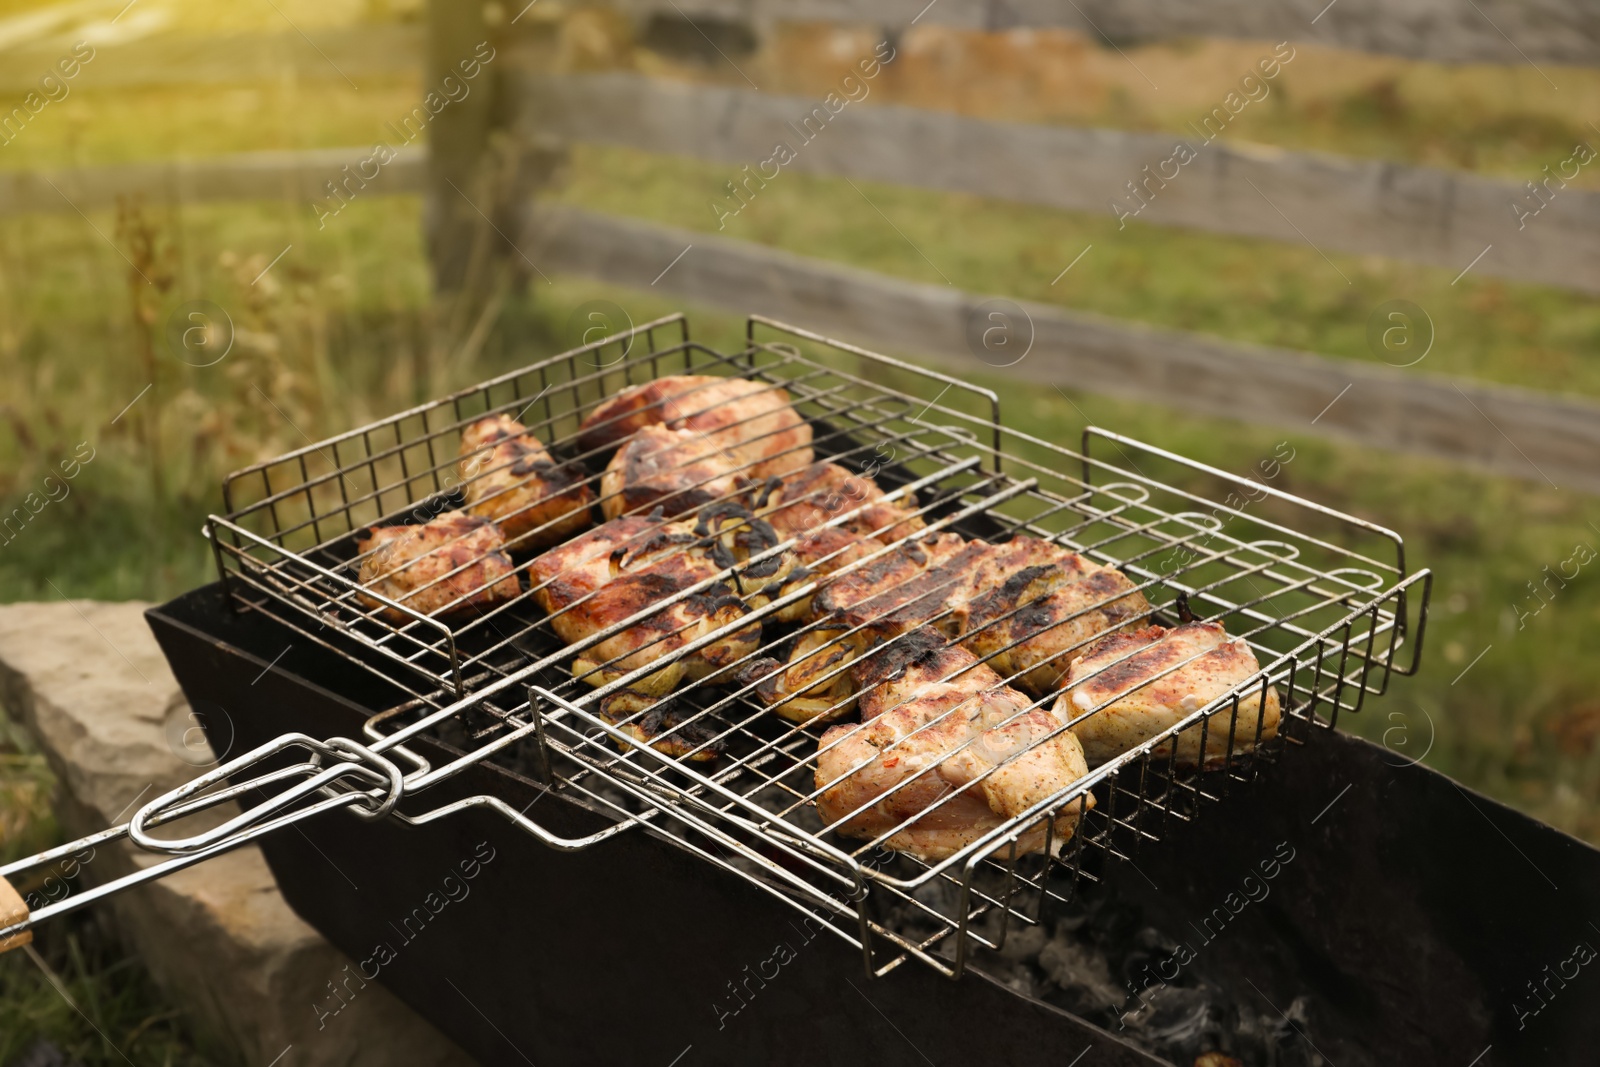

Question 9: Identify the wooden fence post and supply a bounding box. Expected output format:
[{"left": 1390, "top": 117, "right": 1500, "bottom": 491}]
[
  {"left": 425, "top": 0, "right": 499, "bottom": 294},
  {"left": 426, "top": 0, "right": 565, "bottom": 301}
]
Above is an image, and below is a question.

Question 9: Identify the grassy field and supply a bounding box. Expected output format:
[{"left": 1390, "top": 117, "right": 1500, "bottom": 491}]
[
  {"left": 1, "top": 718, "right": 210, "bottom": 1065},
  {"left": 7, "top": 4, "right": 1600, "bottom": 184},
  {"left": 4, "top": 225, "right": 1598, "bottom": 835},
  {"left": 7, "top": 70, "right": 1597, "bottom": 401},
  {"left": 7, "top": 257, "right": 1600, "bottom": 1059},
  {"left": 3, "top": 4, "right": 1600, "bottom": 1061}
]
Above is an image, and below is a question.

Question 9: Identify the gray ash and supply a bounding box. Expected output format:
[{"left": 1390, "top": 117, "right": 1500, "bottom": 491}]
[{"left": 968, "top": 886, "right": 1331, "bottom": 1067}]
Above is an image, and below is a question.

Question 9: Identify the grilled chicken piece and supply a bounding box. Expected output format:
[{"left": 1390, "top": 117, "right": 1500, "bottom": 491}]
[
  {"left": 354, "top": 511, "right": 520, "bottom": 623},
  {"left": 766, "top": 527, "right": 888, "bottom": 625},
  {"left": 457, "top": 415, "right": 593, "bottom": 550},
  {"left": 595, "top": 691, "right": 725, "bottom": 763},
  {"left": 748, "top": 534, "right": 967, "bottom": 723},
  {"left": 753, "top": 534, "right": 1147, "bottom": 720},
  {"left": 558, "top": 560, "right": 757, "bottom": 696},
  {"left": 751, "top": 626, "right": 860, "bottom": 725},
  {"left": 791, "top": 526, "right": 886, "bottom": 575},
  {"left": 816, "top": 633, "right": 1092, "bottom": 861},
  {"left": 527, "top": 509, "right": 798, "bottom": 618},
  {"left": 528, "top": 514, "right": 760, "bottom": 694},
  {"left": 759, "top": 537, "right": 1074, "bottom": 718},
  {"left": 600, "top": 424, "right": 748, "bottom": 521},
  {"left": 1057, "top": 621, "right": 1281, "bottom": 768},
  {"left": 818, "top": 536, "right": 1063, "bottom": 635},
  {"left": 820, "top": 540, "right": 1001, "bottom": 635},
  {"left": 690, "top": 503, "right": 802, "bottom": 614},
  {"left": 961, "top": 561, "right": 1151, "bottom": 696},
  {"left": 527, "top": 513, "right": 698, "bottom": 617},
  {"left": 578, "top": 375, "right": 813, "bottom": 481},
  {"left": 756, "top": 461, "right": 925, "bottom": 544},
  {"left": 745, "top": 460, "right": 928, "bottom": 622}
]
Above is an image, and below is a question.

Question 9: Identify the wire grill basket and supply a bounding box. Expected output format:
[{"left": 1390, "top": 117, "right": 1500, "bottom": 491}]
[{"left": 202, "top": 313, "right": 1431, "bottom": 979}]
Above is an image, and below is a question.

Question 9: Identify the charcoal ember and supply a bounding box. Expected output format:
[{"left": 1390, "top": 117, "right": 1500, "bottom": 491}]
[{"left": 965, "top": 879, "right": 1333, "bottom": 1067}]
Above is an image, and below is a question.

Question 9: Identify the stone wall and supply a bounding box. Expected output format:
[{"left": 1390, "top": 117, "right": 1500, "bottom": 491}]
[{"left": 0, "top": 601, "right": 475, "bottom": 1067}]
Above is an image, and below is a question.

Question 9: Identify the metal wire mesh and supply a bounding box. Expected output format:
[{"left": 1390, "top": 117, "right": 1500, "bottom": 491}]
[{"left": 205, "top": 313, "right": 1431, "bottom": 979}]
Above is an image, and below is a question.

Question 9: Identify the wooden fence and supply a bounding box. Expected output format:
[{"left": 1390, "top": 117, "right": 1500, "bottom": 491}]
[
  {"left": 6, "top": 24, "right": 1595, "bottom": 293},
  {"left": 0, "top": 147, "right": 425, "bottom": 214},
  {"left": 528, "top": 205, "right": 1600, "bottom": 494},
  {"left": 596, "top": 0, "right": 1600, "bottom": 66},
  {"left": 3, "top": 4, "right": 1598, "bottom": 492},
  {"left": 517, "top": 71, "right": 1600, "bottom": 294},
  {"left": 10, "top": 145, "right": 1596, "bottom": 491}
]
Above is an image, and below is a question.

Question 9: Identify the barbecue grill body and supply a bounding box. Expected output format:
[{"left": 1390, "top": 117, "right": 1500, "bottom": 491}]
[{"left": 147, "top": 586, "right": 1600, "bottom": 1067}]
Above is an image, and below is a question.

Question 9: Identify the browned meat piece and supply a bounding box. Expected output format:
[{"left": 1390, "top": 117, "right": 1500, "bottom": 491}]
[
  {"left": 792, "top": 526, "right": 885, "bottom": 575},
  {"left": 596, "top": 691, "right": 725, "bottom": 763},
  {"left": 526, "top": 514, "right": 697, "bottom": 617},
  {"left": 552, "top": 554, "right": 758, "bottom": 696},
  {"left": 599, "top": 424, "right": 748, "bottom": 521},
  {"left": 527, "top": 513, "right": 774, "bottom": 734},
  {"left": 961, "top": 559, "right": 1151, "bottom": 695},
  {"left": 748, "top": 535, "right": 966, "bottom": 724},
  {"left": 1057, "top": 621, "right": 1281, "bottom": 768},
  {"left": 749, "top": 625, "right": 860, "bottom": 725},
  {"left": 742, "top": 458, "right": 928, "bottom": 625},
  {"left": 754, "top": 535, "right": 1145, "bottom": 720},
  {"left": 457, "top": 414, "right": 593, "bottom": 550},
  {"left": 354, "top": 511, "right": 520, "bottom": 624},
  {"left": 578, "top": 375, "right": 813, "bottom": 481},
  {"left": 780, "top": 537, "right": 1072, "bottom": 709},
  {"left": 766, "top": 526, "right": 887, "bottom": 624},
  {"left": 690, "top": 503, "right": 802, "bottom": 613},
  {"left": 821, "top": 540, "right": 1002, "bottom": 634},
  {"left": 527, "top": 509, "right": 798, "bottom": 618},
  {"left": 817, "top": 536, "right": 1068, "bottom": 635},
  {"left": 750, "top": 540, "right": 1003, "bottom": 724},
  {"left": 815, "top": 633, "right": 1092, "bottom": 861},
  {"left": 756, "top": 461, "right": 925, "bottom": 544}
]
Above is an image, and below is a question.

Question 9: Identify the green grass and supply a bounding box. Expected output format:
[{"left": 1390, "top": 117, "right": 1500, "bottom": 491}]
[
  {"left": 0, "top": 905, "right": 214, "bottom": 1066},
  {"left": 1, "top": 721, "right": 211, "bottom": 1065},
  {"left": 0, "top": 77, "right": 426, "bottom": 171}
]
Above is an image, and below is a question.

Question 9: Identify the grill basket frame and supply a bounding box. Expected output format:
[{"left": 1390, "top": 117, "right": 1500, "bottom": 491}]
[{"left": 200, "top": 313, "right": 1431, "bottom": 980}]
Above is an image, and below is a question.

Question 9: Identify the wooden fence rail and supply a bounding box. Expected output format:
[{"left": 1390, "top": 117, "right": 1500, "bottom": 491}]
[
  {"left": 0, "top": 147, "right": 426, "bottom": 215},
  {"left": 529, "top": 204, "right": 1600, "bottom": 494},
  {"left": 597, "top": 0, "right": 1600, "bottom": 67},
  {"left": 7, "top": 24, "right": 1596, "bottom": 292},
  {"left": 518, "top": 72, "right": 1600, "bottom": 295}
]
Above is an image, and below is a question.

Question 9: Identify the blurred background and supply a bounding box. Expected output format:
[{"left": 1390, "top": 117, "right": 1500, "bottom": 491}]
[{"left": 1, "top": 0, "right": 1598, "bottom": 1060}]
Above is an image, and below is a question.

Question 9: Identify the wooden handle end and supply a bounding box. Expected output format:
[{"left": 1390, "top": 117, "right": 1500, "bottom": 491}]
[{"left": 0, "top": 875, "right": 32, "bottom": 954}]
